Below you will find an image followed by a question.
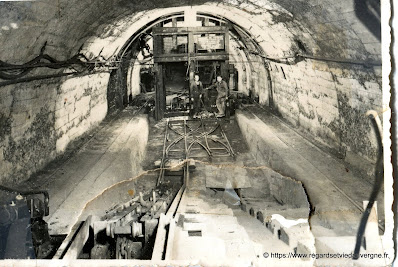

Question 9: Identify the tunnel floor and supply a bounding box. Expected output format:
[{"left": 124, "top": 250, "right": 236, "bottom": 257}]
[
  {"left": 14, "top": 105, "right": 386, "bottom": 264},
  {"left": 240, "top": 105, "right": 385, "bottom": 233}
]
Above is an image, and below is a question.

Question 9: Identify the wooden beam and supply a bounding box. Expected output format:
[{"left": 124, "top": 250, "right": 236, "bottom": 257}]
[
  {"left": 53, "top": 221, "right": 84, "bottom": 259},
  {"left": 63, "top": 216, "right": 93, "bottom": 260},
  {"left": 164, "top": 216, "right": 177, "bottom": 260},
  {"left": 151, "top": 186, "right": 185, "bottom": 260},
  {"left": 151, "top": 214, "right": 168, "bottom": 260},
  {"left": 204, "top": 17, "right": 209, "bottom": 26},
  {"left": 154, "top": 53, "right": 228, "bottom": 63},
  {"left": 188, "top": 31, "right": 195, "bottom": 55},
  {"left": 154, "top": 63, "right": 165, "bottom": 120},
  {"left": 153, "top": 27, "right": 189, "bottom": 34},
  {"left": 191, "top": 26, "right": 229, "bottom": 33},
  {"left": 153, "top": 34, "right": 162, "bottom": 57},
  {"left": 153, "top": 26, "right": 228, "bottom": 35},
  {"left": 224, "top": 30, "right": 230, "bottom": 54},
  {"left": 154, "top": 55, "right": 188, "bottom": 62}
]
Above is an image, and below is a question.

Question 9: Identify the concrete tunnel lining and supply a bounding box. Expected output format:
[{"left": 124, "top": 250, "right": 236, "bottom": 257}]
[
  {"left": 0, "top": 0, "right": 393, "bottom": 264},
  {"left": 75, "top": 2, "right": 382, "bottom": 164},
  {"left": 0, "top": 0, "right": 383, "bottom": 185},
  {"left": 80, "top": 3, "right": 298, "bottom": 59}
]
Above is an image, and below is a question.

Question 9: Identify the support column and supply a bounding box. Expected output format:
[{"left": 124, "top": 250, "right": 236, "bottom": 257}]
[{"left": 154, "top": 63, "right": 165, "bottom": 120}]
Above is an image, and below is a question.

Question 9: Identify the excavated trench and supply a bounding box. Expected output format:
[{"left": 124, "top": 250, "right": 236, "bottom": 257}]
[
  {"left": 35, "top": 107, "right": 312, "bottom": 262},
  {"left": 1, "top": 100, "right": 388, "bottom": 265}
]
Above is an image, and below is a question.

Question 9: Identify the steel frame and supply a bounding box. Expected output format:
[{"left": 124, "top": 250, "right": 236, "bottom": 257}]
[{"left": 157, "top": 118, "right": 234, "bottom": 185}]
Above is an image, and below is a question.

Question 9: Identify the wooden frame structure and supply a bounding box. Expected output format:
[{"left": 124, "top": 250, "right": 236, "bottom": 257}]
[{"left": 152, "top": 25, "right": 230, "bottom": 120}]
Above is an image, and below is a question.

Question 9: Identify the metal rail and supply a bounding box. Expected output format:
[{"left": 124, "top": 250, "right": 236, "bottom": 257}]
[
  {"left": 156, "top": 119, "right": 169, "bottom": 186},
  {"left": 157, "top": 118, "right": 234, "bottom": 185}
]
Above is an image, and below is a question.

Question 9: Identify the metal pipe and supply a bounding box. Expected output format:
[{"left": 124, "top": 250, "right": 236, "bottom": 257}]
[
  {"left": 0, "top": 72, "right": 78, "bottom": 87},
  {"left": 298, "top": 53, "right": 381, "bottom": 67},
  {"left": 0, "top": 70, "right": 109, "bottom": 87}
]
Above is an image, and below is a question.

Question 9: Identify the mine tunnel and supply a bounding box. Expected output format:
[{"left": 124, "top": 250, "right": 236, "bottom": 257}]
[{"left": 0, "top": 0, "right": 393, "bottom": 266}]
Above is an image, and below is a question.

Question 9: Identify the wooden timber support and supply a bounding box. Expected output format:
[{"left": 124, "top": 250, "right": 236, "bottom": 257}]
[{"left": 152, "top": 25, "right": 230, "bottom": 120}]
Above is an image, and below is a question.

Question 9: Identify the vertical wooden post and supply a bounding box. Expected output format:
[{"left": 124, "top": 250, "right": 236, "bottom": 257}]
[
  {"left": 172, "top": 18, "right": 177, "bottom": 50},
  {"left": 188, "top": 32, "right": 195, "bottom": 56},
  {"left": 220, "top": 61, "right": 228, "bottom": 81},
  {"left": 228, "top": 64, "right": 235, "bottom": 91},
  {"left": 221, "top": 29, "right": 229, "bottom": 80},
  {"left": 224, "top": 30, "right": 230, "bottom": 55},
  {"left": 188, "top": 31, "right": 195, "bottom": 116},
  {"left": 204, "top": 17, "right": 209, "bottom": 26},
  {"left": 154, "top": 63, "right": 165, "bottom": 120},
  {"left": 172, "top": 18, "right": 177, "bottom": 27}
]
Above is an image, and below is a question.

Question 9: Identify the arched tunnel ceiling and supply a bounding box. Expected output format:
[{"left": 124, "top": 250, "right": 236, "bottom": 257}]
[
  {"left": 0, "top": 0, "right": 383, "bottom": 184},
  {"left": 81, "top": 5, "right": 299, "bottom": 60},
  {"left": 0, "top": 0, "right": 392, "bottom": 261},
  {"left": 0, "top": 0, "right": 380, "bottom": 64}
]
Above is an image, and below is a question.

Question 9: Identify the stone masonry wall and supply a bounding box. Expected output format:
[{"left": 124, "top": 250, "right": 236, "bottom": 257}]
[
  {"left": 0, "top": 73, "right": 109, "bottom": 185},
  {"left": 0, "top": 0, "right": 382, "bottom": 183},
  {"left": 269, "top": 60, "right": 381, "bottom": 164}
]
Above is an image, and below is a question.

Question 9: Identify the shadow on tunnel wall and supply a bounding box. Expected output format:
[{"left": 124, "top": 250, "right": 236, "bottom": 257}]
[
  {"left": 354, "top": 0, "right": 381, "bottom": 40},
  {"left": 107, "top": 56, "right": 131, "bottom": 113}
]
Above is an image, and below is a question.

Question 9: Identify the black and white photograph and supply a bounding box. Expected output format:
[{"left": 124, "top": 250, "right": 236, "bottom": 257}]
[{"left": 0, "top": 0, "right": 396, "bottom": 266}]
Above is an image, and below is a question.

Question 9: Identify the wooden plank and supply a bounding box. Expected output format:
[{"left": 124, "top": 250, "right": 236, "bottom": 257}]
[
  {"left": 154, "top": 55, "right": 187, "bottom": 61},
  {"left": 204, "top": 17, "right": 209, "bottom": 26},
  {"left": 151, "top": 213, "right": 168, "bottom": 260},
  {"left": 154, "top": 52, "right": 229, "bottom": 59},
  {"left": 164, "top": 216, "right": 177, "bottom": 260},
  {"left": 154, "top": 64, "right": 165, "bottom": 120},
  {"left": 166, "top": 186, "right": 185, "bottom": 218},
  {"left": 153, "top": 35, "right": 163, "bottom": 57},
  {"left": 194, "top": 54, "right": 229, "bottom": 61},
  {"left": 52, "top": 221, "right": 84, "bottom": 259},
  {"left": 188, "top": 32, "right": 195, "bottom": 56},
  {"left": 154, "top": 54, "right": 228, "bottom": 63},
  {"left": 153, "top": 26, "right": 228, "bottom": 35},
  {"left": 153, "top": 27, "right": 189, "bottom": 34},
  {"left": 63, "top": 216, "right": 93, "bottom": 260},
  {"left": 152, "top": 186, "right": 185, "bottom": 260},
  {"left": 153, "top": 30, "right": 227, "bottom": 36},
  {"left": 186, "top": 26, "right": 229, "bottom": 33},
  {"left": 224, "top": 30, "right": 230, "bottom": 54},
  {"left": 162, "top": 177, "right": 185, "bottom": 260}
]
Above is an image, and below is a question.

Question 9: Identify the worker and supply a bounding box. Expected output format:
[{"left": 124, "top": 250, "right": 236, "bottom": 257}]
[
  {"left": 190, "top": 74, "right": 203, "bottom": 118},
  {"left": 208, "top": 75, "right": 228, "bottom": 117}
]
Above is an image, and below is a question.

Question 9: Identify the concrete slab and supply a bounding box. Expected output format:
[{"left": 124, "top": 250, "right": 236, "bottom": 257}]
[
  {"left": 166, "top": 156, "right": 314, "bottom": 266},
  {"left": 204, "top": 163, "right": 252, "bottom": 188},
  {"left": 17, "top": 110, "right": 150, "bottom": 235},
  {"left": 47, "top": 114, "right": 149, "bottom": 234},
  {"left": 236, "top": 109, "right": 384, "bottom": 237}
]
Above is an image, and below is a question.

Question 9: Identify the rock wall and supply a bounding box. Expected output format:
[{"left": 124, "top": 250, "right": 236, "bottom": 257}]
[
  {"left": 0, "top": 73, "right": 109, "bottom": 184},
  {"left": 269, "top": 60, "right": 381, "bottom": 163}
]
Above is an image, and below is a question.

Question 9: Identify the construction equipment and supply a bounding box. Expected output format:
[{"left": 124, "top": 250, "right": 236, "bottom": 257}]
[{"left": 0, "top": 185, "right": 52, "bottom": 259}]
